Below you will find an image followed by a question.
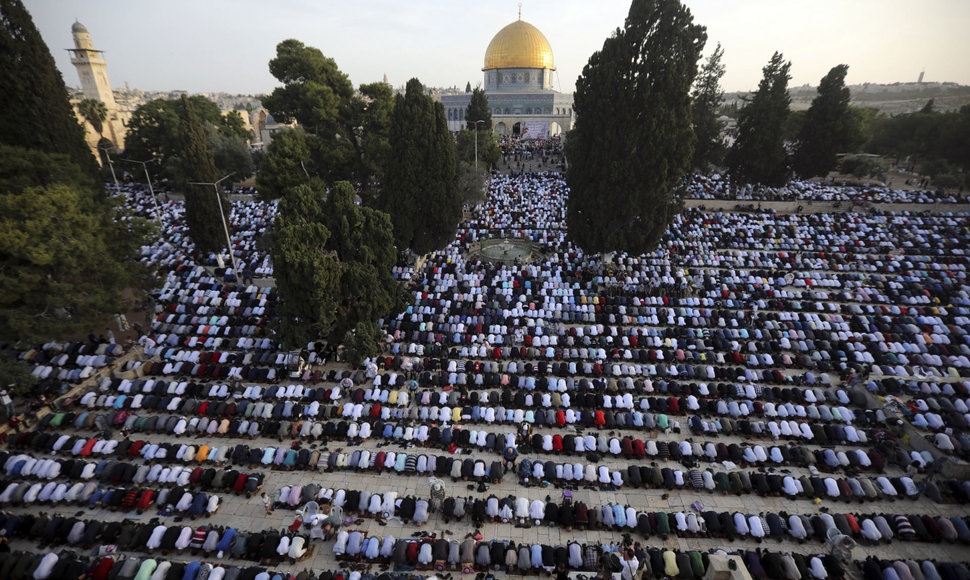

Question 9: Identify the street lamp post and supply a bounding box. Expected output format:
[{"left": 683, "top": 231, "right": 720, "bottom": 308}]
[
  {"left": 98, "top": 145, "right": 120, "bottom": 192},
  {"left": 472, "top": 119, "right": 486, "bottom": 171},
  {"left": 123, "top": 158, "right": 162, "bottom": 220},
  {"left": 189, "top": 173, "right": 238, "bottom": 279}
]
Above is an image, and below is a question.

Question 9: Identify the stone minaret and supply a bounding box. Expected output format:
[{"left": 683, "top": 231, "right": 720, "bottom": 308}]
[{"left": 68, "top": 21, "right": 116, "bottom": 109}]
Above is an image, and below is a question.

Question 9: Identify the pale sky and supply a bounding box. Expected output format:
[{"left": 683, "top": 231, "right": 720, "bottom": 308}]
[{"left": 28, "top": 0, "right": 970, "bottom": 97}]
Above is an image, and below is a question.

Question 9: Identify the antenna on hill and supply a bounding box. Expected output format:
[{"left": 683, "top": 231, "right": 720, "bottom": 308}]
[{"left": 918, "top": 70, "right": 925, "bottom": 83}]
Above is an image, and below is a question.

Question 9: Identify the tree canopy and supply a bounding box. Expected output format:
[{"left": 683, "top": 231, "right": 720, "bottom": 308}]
[
  {"left": 456, "top": 128, "right": 501, "bottom": 170},
  {"left": 261, "top": 40, "right": 393, "bottom": 197},
  {"left": 867, "top": 103, "right": 970, "bottom": 189},
  {"left": 124, "top": 95, "right": 252, "bottom": 186},
  {"left": 381, "top": 78, "right": 461, "bottom": 255},
  {"left": 0, "top": 145, "right": 151, "bottom": 344},
  {"left": 175, "top": 95, "right": 231, "bottom": 256},
  {"left": 255, "top": 127, "right": 312, "bottom": 201},
  {"left": 792, "top": 64, "right": 863, "bottom": 178},
  {"left": 726, "top": 51, "right": 792, "bottom": 187},
  {"left": 271, "top": 180, "right": 406, "bottom": 360},
  {"left": 466, "top": 88, "right": 493, "bottom": 130},
  {"left": 456, "top": 89, "right": 500, "bottom": 171},
  {"left": 0, "top": 2, "right": 149, "bottom": 347},
  {"left": 78, "top": 98, "right": 108, "bottom": 138},
  {"left": 566, "top": 0, "right": 706, "bottom": 255},
  {"left": 691, "top": 42, "right": 726, "bottom": 171},
  {"left": 0, "top": 0, "right": 99, "bottom": 180}
]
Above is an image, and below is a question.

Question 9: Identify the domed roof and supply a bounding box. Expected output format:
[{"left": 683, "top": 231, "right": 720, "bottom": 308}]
[
  {"left": 483, "top": 19, "right": 555, "bottom": 71},
  {"left": 72, "top": 20, "right": 88, "bottom": 34}
]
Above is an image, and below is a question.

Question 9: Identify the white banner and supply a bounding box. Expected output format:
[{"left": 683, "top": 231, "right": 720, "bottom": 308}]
[{"left": 519, "top": 122, "right": 548, "bottom": 140}]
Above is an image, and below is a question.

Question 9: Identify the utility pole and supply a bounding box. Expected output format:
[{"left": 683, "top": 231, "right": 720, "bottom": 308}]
[
  {"left": 189, "top": 173, "right": 238, "bottom": 278},
  {"left": 123, "top": 158, "right": 162, "bottom": 220}
]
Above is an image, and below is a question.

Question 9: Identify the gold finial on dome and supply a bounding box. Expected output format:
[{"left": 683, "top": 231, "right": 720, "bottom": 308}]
[
  {"left": 482, "top": 16, "right": 555, "bottom": 71},
  {"left": 518, "top": 3, "right": 522, "bottom": 20}
]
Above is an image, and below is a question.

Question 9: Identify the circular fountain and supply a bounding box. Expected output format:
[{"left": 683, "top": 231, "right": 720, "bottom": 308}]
[{"left": 477, "top": 237, "right": 534, "bottom": 263}]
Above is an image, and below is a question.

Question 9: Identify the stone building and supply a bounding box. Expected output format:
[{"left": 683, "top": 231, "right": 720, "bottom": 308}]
[
  {"left": 68, "top": 21, "right": 130, "bottom": 152},
  {"left": 441, "top": 13, "right": 573, "bottom": 137}
]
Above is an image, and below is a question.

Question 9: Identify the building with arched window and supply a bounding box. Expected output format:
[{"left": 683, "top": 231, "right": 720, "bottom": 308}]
[{"left": 440, "top": 13, "right": 573, "bottom": 138}]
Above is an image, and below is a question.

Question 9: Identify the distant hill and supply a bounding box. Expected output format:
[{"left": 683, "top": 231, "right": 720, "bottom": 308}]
[{"left": 726, "top": 82, "right": 970, "bottom": 115}]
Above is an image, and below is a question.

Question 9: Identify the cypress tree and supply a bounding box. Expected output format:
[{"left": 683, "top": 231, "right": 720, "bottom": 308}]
[
  {"left": 463, "top": 88, "right": 498, "bottom": 169},
  {"left": 466, "top": 88, "right": 492, "bottom": 130},
  {"left": 177, "top": 95, "right": 230, "bottom": 255},
  {"left": 0, "top": 0, "right": 99, "bottom": 180},
  {"left": 691, "top": 42, "right": 726, "bottom": 171},
  {"left": 420, "top": 98, "right": 460, "bottom": 253},
  {"left": 382, "top": 78, "right": 460, "bottom": 255},
  {"left": 793, "top": 64, "right": 856, "bottom": 178},
  {"left": 272, "top": 180, "right": 405, "bottom": 357},
  {"left": 726, "top": 51, "right": 792, "bottom": 187},
  {"left": 566, "top": 0, "right": 706, "bottom": 255}
]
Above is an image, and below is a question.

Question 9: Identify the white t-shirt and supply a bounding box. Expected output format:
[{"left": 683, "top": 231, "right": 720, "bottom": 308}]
[
  {"left": 620, "top": 556, "right": 640, "bottom": 580},
  {"left": 0, "top": 390, "right": 11, "bottom": 405}
]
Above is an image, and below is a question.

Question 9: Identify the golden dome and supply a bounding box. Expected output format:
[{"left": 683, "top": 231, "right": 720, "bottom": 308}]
[{"left": 483, "top": 19, "right": 555, "bottom": 71}]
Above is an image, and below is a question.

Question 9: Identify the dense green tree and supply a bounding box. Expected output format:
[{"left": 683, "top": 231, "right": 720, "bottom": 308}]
[
  {"left": 0, "top": 145, "right": 150, "bottom": 344},
  {"left": 382, "top": 78, "right": 461, "bottom": 255},
  {"left": 466, "top": 88, "right": 493, "bottom": 130},
  {"left": 566, "top": 0, "right": 706, "bottom": 255},
  {"left": 255, "top": 127, "right": 312, "bottom": 201},
  {"left": 691, "top": 42, "right": 726, "bottom": 170},
  {"left": 123, "top": 98, "right": 182, "bottom": 178},
  {"left": 78, "top": 98, "right": 108, "bottom": 138},
  {"left": 263, "top": 40, "right": 394, "bottom": 193},
  {"left": 353, "top": 81, "right": 395, "bottom": 198},
  {"left": 867, "top": 104, "right": 970, "bottom": 188},
  {"left": 271, "top": 184, "right": 340, "bottom": 348},
  {"left": 263, "top": 39, "right": 353, "bottom": 133},
  {"left": 793, "top": 65, "right": 863, "bottom": 178},
  {"left": 124, "top": 95, "right": 251, "bottom": 184},
  {"left": 0, "top": 143, "right": 97, "bottom": 195},
  {"left": 0, "top": 1, "right": 149, "bottom": 348},
  {"left": 221, "top": 110, "right": 252, "bottom": 143},
  {"left": 0, "top": 358, "right": 38, "bottom": 397},
  {"left": 782, "top": 109, "right": 808, "bottom": 143},
  {"left": 0, "top": 0, "right": 99, "bottom": 180},
  {"left": 465, "top": 81, "right": 472, "bottom": 93},
  {"left": 175, "top": 96, "right": 229, "bottom": 255},
  {"left": 205, "top": 125, "right": 254, "bottom": 183},
  {"left": 271, "top": 180, "right": 406, "bottom": 355},
  {"left": 458, "top": 161, "right": 488, "bottom": 205},
  {"left": 456, "top": 128, "right": 501, "bottom": 170},
  {"left": 938, "top": 105, "right": 970, "bottom": 177},
  {"left": 342, "top": 319, "right": 386, "bottom": 367},
  {"left": 458, "top": 89, "right": 499, "bottom": 170},
  {"left": 726, "top": 51, "right": 792, "bottom": 187}
]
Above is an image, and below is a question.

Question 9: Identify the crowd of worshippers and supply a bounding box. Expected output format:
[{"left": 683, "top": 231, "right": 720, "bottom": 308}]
[
  {"left": 685, "top": 173, "right": 963, "bottom": 204},
  {"left": 42, "top": 360, "right": 962, "bottom": 481},
  {"left": 499, "top": 136, "right": 563, "bottom": 164},
  {"left": 107, "top": 172, "right": 970, "bottom": 479},
  {"left": 7, "top": 503, "right": 969, "bottom": 580},
  {"left": 255, "top": 482, "right": 970, "bottom": 547},
  {"left": 3, "top": 171, "right": 969, "bottom": 580},
  {"left": 14, "top": 379, "right": 970, "bottom": 505}
]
